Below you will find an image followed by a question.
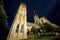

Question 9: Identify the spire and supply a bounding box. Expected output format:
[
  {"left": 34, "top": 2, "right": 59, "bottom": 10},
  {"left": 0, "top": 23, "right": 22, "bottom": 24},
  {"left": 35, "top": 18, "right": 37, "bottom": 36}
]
[
  {"left": 33, "top": 10, "right": 39, "bottom": 18},
  {"left": 34, "top": 10, "right": 37, "bottom": 16},
  {"left": 34, "top": 10, "right": 40, "bottom": 24}
]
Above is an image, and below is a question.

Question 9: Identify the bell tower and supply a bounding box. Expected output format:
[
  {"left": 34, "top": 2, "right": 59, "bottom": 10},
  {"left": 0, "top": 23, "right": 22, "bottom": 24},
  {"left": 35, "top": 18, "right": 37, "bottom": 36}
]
[{"left": 7, "top": 3, "right": 27, "bottom": 40}]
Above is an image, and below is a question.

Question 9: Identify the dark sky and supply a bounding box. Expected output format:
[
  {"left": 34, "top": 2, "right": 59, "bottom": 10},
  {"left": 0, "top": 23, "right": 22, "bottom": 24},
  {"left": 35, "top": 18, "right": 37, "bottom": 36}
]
[{"left": 4, "top": 0, "right": 60, "bottom": 29}]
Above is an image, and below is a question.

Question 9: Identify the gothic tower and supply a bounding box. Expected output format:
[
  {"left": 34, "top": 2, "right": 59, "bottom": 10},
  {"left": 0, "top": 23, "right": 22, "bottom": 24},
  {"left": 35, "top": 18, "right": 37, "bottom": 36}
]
[
  {"left": 34, "top": 11, "right": 40, "bottom": 24},
  {"left": 7, "top": 3, "right": 27, "bottom": 40}
]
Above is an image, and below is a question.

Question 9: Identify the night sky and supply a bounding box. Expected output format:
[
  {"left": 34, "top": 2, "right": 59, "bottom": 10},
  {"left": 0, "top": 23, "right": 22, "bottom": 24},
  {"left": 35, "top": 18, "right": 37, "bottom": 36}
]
[{"left": 4, "top": 0, "right": 60, "bottom": 29}]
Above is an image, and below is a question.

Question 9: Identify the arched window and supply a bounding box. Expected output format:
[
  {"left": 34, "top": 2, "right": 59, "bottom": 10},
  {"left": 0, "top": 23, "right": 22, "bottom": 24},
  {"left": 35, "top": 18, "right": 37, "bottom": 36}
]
[{"left": 16, "top": 24, "right": 19, "bottom": 33}]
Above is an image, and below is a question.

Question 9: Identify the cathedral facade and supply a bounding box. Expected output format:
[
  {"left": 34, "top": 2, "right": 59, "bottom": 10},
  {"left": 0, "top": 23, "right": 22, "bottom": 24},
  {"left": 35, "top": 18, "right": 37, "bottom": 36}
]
[{"left": 7, "top": 3, "right": 51, "bottom": 40}]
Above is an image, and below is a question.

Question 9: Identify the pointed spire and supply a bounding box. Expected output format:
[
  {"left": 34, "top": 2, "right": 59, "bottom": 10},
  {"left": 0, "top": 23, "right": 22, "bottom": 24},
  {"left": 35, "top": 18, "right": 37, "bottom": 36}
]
[
  {"left": 34, "top": 10, "right": 39, "bottom": 17},
  {"left": 34, "top": 10, "right": 40, "bottom": 24},
  {"left": 34, "top": 10, "right": 37, "bottom": 16},
  {"left": 34, "top": 10, "right": 35, "bottom": 14}
]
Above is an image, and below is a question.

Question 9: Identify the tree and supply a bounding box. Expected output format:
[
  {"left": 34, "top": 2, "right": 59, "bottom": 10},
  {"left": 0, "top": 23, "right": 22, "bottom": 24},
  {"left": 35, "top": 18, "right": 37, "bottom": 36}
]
[
  {"left": 31, "top": 27, "right": 38, "bottom": 36},
  {"left": 0, "top": 0, "right": 8, "bottom": 40},
  {"left": 43, "top": 22, "right": 53, "bottom": 32}
]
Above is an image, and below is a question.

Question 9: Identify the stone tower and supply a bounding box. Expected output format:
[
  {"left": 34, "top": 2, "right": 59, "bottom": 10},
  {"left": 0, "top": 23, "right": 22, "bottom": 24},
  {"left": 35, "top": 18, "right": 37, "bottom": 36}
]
[
  {"left": 34, "top": 11, "right": 40, "bottom": 24},
  {"left": 7, "top": 3, "right": 27, "bottom": 40}
]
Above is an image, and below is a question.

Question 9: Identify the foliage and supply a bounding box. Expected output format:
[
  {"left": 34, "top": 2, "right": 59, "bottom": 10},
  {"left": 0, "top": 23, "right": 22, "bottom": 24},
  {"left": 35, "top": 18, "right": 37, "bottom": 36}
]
[
  {"left": 0, "top": 0, "right": 8, "bottom": 40},
  {"left": 42, "top": 22, "right": 60, "bottom": 32},
  {"left": 42, "top": 22, "right": 54, "bottom": 32}
]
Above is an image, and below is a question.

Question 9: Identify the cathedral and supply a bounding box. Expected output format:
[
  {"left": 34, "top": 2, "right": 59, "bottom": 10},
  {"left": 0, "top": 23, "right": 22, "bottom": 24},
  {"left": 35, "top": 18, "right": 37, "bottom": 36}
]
[
  {"left": 7, "top": 3, "right": 57, "bottom": 40},
  {"left": 7, "top": 3, "right": 37, "bottom": 40}
]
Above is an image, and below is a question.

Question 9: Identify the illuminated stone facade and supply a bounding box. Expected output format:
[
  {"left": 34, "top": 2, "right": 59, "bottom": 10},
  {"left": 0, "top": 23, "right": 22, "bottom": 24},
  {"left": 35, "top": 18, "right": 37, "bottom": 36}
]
[
  {"left": 7, "top": 3, "right": 27, "bottom": 40},
  {"left": 7, "top": 3, "right": 51, "bottom": 40}
]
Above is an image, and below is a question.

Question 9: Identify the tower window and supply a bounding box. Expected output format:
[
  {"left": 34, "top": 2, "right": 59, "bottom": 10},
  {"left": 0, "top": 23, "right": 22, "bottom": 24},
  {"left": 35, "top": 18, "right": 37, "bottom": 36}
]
[{"left": 16, "top": 24, "right": 19, "bottom": 33}]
